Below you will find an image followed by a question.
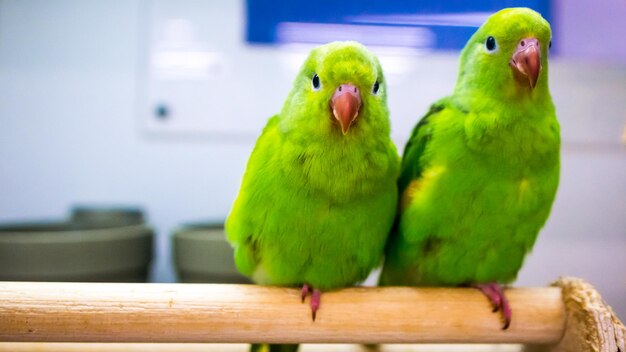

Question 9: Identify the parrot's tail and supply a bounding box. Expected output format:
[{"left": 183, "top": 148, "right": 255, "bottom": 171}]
[
  {"left": 363, "top": 343, "right": 382, "bottom": 351},
  {"left": 250, "top": 343, "right": 299, "bottom": 352}
]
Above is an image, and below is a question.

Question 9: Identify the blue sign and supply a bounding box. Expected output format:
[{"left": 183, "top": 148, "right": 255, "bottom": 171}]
[{"left": 246, "top": 1, "right": 552, "bottom": 51}]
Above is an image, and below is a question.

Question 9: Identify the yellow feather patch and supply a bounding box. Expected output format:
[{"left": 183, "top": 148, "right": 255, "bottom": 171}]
[
  {"left": 400, "top": 179, "right": 421, "bottom": 212},
  {"left": 518, "top": 178, "right": 530, "bottom": 201},
  {"left": 424, "top": 164, "right": 446, "bottom": 178},
  {"left": 400, "top": 165, "right": 447, "bottom": 213}
]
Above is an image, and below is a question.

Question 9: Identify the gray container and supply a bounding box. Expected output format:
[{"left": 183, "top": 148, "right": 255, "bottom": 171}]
[
  {"left": 173, "top": 222, "right": 249, "bottom": 283},
  {"left": 0, "top": 217, "right": 153, "bottom": 282},
  {"left": 70, "top": 205, "right": 145, "bottom": 227}
]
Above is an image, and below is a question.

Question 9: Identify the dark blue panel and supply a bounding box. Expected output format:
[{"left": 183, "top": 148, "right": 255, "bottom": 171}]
[{"left": 245, "top": 0, "right": 553, "bottom": 51}]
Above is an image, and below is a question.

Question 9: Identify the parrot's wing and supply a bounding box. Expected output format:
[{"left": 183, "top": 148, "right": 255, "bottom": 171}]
[
  {"left": 226, "top": 115, "right": 282, "bottom": 278},
  {"left": 398, "top": 101, "right": 446, "bottom": 200}
]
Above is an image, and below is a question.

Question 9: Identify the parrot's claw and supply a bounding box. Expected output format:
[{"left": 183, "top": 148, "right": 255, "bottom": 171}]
[
  {"left": 300, "top": 284, "right": 321, "bottom": 322},
  {"left": 311, "top": 289, "right": 321, "bottom": 322},
  {"left": 474, "top": 283, "right": 511, "bottom": 330}
]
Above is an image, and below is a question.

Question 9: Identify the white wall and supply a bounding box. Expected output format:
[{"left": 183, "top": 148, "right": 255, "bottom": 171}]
[
  {"left": 0, "top": 0, "right": 253, "bottom": 283},
  {"left": 1, "top": 0, "right": 625, "bottom": 320}
]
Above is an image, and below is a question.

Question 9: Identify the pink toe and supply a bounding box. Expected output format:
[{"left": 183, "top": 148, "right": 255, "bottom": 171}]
[
  {"left": 311, "top": 289, "right": 321, "bottom": 321},
  {"left": 301, "top": 284, "right": 310, "bottom": 303}
]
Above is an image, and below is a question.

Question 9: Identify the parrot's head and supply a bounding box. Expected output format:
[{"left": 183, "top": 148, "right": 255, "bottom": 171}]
[
  {"left": 455, "top": 7, "right": 552, "bottom": 99},
  {"left": 280, "top": 41, "right": 389, "bottom": 138}
]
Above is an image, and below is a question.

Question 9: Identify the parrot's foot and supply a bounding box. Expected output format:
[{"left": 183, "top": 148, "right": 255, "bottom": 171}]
[
  {"left": 300, "top": 284, "right": 321, "bottom": 322},
  {"left": 474, "top": 283, "right": 511, "bottom": 330}
]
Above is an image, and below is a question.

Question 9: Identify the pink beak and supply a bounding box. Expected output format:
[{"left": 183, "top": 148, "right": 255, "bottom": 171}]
[
  {"left": 330, "top": 84, "right": 361, "bottom": 135},
  {"left": 510, "top": 37, "right": 542, "bottom": 89}
]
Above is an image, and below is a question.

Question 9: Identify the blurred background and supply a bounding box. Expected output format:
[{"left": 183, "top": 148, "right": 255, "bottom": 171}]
[{"left": 0, "top": 0, "right": 624, "bottom": 319}]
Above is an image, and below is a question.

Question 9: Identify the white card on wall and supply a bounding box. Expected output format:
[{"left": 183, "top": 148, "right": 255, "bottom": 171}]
[{"left": 138, "top": 0, "right": 293, "bottom": 137}]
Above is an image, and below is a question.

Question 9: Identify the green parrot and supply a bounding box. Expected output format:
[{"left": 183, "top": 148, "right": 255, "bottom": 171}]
[
  {"left": 226, "top": 41, "right": 400, "bottom": 351},
  {"left": 380, "top": 8, "right": 560, "bottom": 329}
]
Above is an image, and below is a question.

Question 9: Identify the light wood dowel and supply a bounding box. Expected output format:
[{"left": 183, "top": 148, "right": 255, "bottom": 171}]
[
  {"left": 0, "top": 282, "right": 565, "bottom": 344},
  {"left": 0, "top": 342, "right": 526, "bottom": 352}
]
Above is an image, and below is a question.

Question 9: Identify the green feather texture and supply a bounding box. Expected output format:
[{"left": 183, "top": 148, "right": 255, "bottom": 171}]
[
  {"left": 226, "top": 41, "right": 400, "bottom": 291},
  {"left": 381, "top": 8, "right": 560, "bottom": 286}
]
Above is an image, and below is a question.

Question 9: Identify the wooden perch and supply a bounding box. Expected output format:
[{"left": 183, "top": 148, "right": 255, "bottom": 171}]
[
  {"left": 0, "top": 281, "right": 566, "bottom": 344},
  {"left": 0, "top": 277, "right": 624, "bottom": 351}
]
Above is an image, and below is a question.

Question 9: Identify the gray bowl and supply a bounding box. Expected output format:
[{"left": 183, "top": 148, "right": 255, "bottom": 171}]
[
  {"left": 172, "top": 222, "right": 250, "bottom": 283},
  {"left": 70, "top": 205, "right": 145, "bottom": 227},
  {"left": 0, "top": 221, "right": 153, "bottom": 282}
]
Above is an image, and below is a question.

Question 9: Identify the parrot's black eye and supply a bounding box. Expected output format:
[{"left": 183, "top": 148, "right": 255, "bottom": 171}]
[
  {"left": 549, "top": 40, "right": 552, "bottom": 49},
  {"left": 485, "top": 36, "right": 497, "bottom": 52},
  {"left": 372, "top": 80, "right": 380, "bottom": 95},
  {"left": 311, "top": 73, "right": 321, "bottom": 91}
]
